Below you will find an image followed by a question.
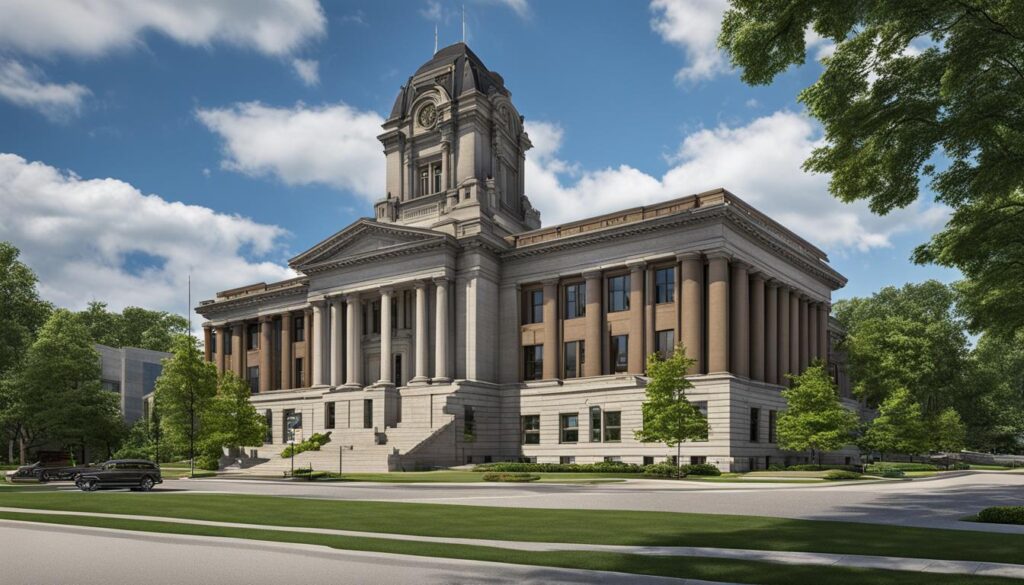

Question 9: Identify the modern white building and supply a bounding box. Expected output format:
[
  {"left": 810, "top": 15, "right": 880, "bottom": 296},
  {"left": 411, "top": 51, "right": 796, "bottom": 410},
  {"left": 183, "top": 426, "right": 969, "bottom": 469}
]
[
  {"left": 96, "top": 344, "right": 168, "bottom": 424},
  {"left": 197, "top": 43, "right": 856, "bottom": 473}
]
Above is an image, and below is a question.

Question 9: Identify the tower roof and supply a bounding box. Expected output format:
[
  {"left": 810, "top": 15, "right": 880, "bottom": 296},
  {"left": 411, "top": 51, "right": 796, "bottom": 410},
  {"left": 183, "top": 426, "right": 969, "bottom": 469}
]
[{"left": 388, "top": 42, "right": 508, "bottom": 120}]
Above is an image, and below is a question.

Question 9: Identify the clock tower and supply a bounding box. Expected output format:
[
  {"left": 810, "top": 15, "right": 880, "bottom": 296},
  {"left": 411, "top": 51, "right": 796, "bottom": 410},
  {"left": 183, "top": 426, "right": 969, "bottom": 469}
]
[{"left": 374, "top": 43, "right": 540, "bottom": 240}]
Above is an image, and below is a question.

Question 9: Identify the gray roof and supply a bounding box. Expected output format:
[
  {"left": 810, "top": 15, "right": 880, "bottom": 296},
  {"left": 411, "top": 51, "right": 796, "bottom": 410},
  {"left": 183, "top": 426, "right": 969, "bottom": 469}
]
[{"left": 389, "top": 43, "right": 508, "bottom": 120}]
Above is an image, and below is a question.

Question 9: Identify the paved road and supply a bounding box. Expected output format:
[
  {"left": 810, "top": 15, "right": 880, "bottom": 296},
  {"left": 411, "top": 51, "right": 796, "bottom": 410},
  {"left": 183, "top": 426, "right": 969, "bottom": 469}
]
[
  {"left": 0, "top": 521, "right": 708, "bottom": 585},
  {"left": 156, "top": 471, "right": 1024, "bottom": 533}
]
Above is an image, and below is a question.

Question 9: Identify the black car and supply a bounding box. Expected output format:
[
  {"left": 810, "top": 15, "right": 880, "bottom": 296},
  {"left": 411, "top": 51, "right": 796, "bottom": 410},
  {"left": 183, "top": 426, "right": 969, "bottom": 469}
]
[{"left": 75, "top": 459, "right": 163, "bottom": 492}]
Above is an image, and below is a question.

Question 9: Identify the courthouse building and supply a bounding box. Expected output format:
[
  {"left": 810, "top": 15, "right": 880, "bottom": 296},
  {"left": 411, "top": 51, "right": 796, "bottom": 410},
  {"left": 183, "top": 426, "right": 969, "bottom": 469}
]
[{"left": 197, "top": 43, "right": 856, "bottom": 472}]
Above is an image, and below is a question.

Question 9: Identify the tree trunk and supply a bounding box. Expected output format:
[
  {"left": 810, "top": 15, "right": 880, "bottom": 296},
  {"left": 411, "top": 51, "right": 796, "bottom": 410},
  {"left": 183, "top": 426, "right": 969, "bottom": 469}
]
[
  {"left": 7, "top": 438, "right": 12, "bottom": 464},
  {"left": 18, "top": 435, "right": 26, "bottom": 465},
  {"left": 676, "top": 442, "right": 682, "bottom": 479}
]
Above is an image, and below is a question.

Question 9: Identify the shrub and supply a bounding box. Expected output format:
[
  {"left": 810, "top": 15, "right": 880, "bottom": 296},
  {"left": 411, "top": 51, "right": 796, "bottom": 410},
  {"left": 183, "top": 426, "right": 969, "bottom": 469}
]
[
  {"left": 976, "top": 506, "right": 1024, "bottom": 525},
  {"left": 767, "top": 463, "right": 787, "bottom": 471},
  {"left": 680, "top": 463, "right": 721, "bottom": 476},
  {"left": 824, "top": 470, "right": 862, "bottom": 480},
  {"left": 195, "top": 455, "right": 220, "bottom": 471},
  {"left": 951, "top": 462, "right": 971, "bottom": 470},
  {"left": 643, "top": 463, "right": 683, "bottom": 477},
  {"left": 865, "top": 464, "right": 906, "bottom": 478},
  {"left": 281, "top": 432, "right": 332, "bottom": 458},
  {"left": 482, "top": 472, "right": 540, "bottom": 482},
  {"left": 871, "top": 462, "right": 938, "bottom": 471},
  {"left": 786, "top": 464, "right": 860, "bottom": 472},
  {"left": 473, "top": 461, "right": 644, "bottom": 474}
]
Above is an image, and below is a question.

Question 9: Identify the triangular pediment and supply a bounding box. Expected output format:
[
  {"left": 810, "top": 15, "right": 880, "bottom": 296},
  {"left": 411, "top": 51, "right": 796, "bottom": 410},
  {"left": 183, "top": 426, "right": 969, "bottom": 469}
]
[{"left": 289, "top": 219, "right": 449, "bottom": 271}]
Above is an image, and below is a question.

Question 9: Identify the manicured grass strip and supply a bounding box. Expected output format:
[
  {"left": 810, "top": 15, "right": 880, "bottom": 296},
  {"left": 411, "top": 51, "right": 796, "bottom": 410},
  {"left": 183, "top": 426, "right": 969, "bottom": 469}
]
[
  {"left": 285, "top": 471, "right": 646, "bottom": 483},
  {"left": 0, "top": 511, "right": 1017, "bottom": 585},
  {"left": 1, "top": 492, "right": 1022, "bottom": 566}
]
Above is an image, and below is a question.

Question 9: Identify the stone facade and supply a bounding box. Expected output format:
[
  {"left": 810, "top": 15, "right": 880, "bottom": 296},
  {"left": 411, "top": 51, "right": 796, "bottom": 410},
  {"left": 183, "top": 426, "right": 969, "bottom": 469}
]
[
  {"left": 96, "top": 344, "right": 169, "bottom": 423},
  {"left": 196, "top": 43, "right": 856, "bottom": 473}
]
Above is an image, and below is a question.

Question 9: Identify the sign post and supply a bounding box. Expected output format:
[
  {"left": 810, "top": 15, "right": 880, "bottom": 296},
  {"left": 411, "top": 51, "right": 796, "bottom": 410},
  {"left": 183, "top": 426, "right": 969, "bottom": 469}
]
[{"left": 339, "top": 445, "right": 353, "bottom": 474}]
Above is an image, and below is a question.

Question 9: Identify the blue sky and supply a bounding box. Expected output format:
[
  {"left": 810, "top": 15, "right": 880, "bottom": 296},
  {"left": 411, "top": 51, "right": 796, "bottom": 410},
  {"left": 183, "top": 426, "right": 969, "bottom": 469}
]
[{"left": 0, "top": 0, "right": 957, "bottom": 317}]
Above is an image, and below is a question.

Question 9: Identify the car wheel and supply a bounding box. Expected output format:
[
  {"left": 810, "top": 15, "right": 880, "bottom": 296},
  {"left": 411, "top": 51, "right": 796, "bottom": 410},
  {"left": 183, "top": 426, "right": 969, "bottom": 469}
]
[
  {"left": 40, "top": 471, "right": 50, "bottom": 482},
  {"left": 80, "top": 479, "right": 97, "bottom": 492},
  {"left": 139, "top": 476, "right": 154, "bottom": 492}
]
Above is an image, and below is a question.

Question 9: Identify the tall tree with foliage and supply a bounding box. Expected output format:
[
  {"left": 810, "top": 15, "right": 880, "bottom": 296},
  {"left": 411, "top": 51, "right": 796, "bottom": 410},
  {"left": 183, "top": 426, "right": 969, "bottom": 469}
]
[
  {"left": 961, "top": 331, "right": 1024, "bottom": 452},
  {"left": 204, "top": 372, "right": 266, "bottom": 457},
  {"left": 930, "top": 407, "right": 967, "bottom": 454},
  {"left": 832, "top": 281, "right": 968, "bottom": 414},
  {"left": 860, "top": 388, "right": 930, "bottom": 459},
  {"left": 635, "top": 345, "right": 708, "bottom": 476},
  {"left": 0, "top": 242, "right": 51, "bottom": 376},
  {"left": 719, "top": 1, "right": 1024, "bottom": 338},
  {"left": 77, "top": 301, "right": 188, "bottom": 352},
  {"left": 777, "top": 362, "right": 859, "bottom": 465},
  {"left": 154, "top": 334, "right": 217, "bottom": 474}
]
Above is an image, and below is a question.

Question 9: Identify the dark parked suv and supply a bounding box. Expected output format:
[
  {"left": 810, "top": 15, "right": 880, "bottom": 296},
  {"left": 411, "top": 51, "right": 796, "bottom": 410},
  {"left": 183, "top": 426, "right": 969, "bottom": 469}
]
[{"left": 75, "top": 459, "right": 162, "bottom": 492}]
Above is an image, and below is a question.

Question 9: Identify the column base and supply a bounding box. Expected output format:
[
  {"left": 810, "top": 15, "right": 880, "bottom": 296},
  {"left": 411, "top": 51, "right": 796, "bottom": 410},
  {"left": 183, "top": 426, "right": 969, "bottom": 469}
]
[
  {"left": 371, "top": 381, "right": 394, "bottom": 390},
  {"left": 339, "top": 383, "right": 363, "bottom": 390},
  {"left": 407, "top": 376, "right": 431, "bottom": 386},
  {"left": 431, "top": 376, "right": 452, "bottom": 384}
]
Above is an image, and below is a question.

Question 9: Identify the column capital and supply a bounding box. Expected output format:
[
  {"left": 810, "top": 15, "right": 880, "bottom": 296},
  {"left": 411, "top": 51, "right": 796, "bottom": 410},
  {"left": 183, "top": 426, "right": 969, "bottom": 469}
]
[
  {"left": 344, "top": 292, "right": 362, "bottom": 303},
  {"left": 432, "top": 275, "right": 450, "bottom": 286},
  {"left": 582, "top": 269, "right": 603, "bottom": 280},
  {"left": 703, "top": 249, "right": 732, "bottom": 262},
  {"left": 676, "top": 251, "right": 702, "bottom": 262},
  {"left": 626, "top": 260, "right": 645, "bottom": 272},
  {"left": 766, "top": 278, "right": 782, "bottom": 288},
  {"left": 749, "top": 270, "right": 766, "bottom": 282},
  {"left": 731, "top": 259, "right": 751, "bottom": 272},
  {"left": 413, "top": 279, "right": 428, "bottom": 290},
  {"left": 259, "top": 315, "right": 273, "bottom": 323},
  {"left": 378, "top": 285, "right": 395, "bottom": 296},
  {"left": 541, "top": 277, "right": 560, "bottom": 287}
]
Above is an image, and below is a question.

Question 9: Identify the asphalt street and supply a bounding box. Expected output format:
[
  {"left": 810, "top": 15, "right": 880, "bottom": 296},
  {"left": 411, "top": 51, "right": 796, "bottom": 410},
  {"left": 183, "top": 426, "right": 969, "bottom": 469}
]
[
  {"left": 0, "top": 521, "right": 712, "bottom": 585},
  {"left": 152, "top": 471, "right": 1024, "bottom": 533}
]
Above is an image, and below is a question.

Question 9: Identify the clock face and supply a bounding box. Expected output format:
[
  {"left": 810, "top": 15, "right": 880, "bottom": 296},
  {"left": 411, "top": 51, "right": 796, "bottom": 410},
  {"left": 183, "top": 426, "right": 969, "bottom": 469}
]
[{"left": 418, "top": 103, "right": 437, "bottom": 128}]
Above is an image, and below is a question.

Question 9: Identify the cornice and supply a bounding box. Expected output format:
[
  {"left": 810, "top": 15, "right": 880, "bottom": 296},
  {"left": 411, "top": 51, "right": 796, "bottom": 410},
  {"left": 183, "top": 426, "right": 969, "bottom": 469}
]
[{"left": 196, "top": 284, "right": 309, "bottom": 316}]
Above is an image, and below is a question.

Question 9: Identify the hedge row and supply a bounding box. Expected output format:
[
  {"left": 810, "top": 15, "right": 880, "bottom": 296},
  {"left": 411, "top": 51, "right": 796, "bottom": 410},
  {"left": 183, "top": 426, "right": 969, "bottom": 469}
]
[
  {"left": 643, "top": 463, "right": 722, "bottom": 477},
  {"left": 977, "top": 506, "right": 1024, "bottom": 525},
  {"left": 482, "top": 472, "right": 540, "bottom": 482},
  {"left": 473, "top": 461, "right": 722, "bottom": 476},
  {"left": 280, "top": 432, "right": 332, "bottom": 459},
  {"left": 783, "top": 464, "right": 861, "bottom": 472}
]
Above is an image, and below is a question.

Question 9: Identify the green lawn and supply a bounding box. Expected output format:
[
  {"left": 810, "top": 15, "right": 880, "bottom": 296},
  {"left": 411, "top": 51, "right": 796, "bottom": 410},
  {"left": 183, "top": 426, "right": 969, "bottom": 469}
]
[
  {"left": 0, "top": 511, "right": 1017, "bottom": 585},
  {"left": 0, "top": 491, "right": 1021, "bottom": 566}
]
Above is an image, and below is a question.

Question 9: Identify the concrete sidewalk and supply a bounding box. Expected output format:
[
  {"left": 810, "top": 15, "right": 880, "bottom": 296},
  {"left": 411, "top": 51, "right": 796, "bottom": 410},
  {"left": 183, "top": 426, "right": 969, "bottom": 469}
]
[{"left": 0, "top": 506, "right": 1021, "bottom": 580}]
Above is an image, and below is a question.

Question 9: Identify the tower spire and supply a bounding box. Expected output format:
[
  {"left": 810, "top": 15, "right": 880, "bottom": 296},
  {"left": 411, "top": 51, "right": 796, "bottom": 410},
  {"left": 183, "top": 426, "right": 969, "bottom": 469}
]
[
  {"left": 462, "top": 5, "right": 466, "bottom": 43},
  {"left": 434, "top": 24, "right": 438, "bottom": 54}
]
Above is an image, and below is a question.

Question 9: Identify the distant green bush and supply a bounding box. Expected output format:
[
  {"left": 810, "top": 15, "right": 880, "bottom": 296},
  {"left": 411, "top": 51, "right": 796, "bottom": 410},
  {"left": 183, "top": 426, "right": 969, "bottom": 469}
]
[
  {"left": 976, "top": 506, "right": 1024, "bottom": 525},
  {"left": 281, "top": 432, "right": 332, "bottom": 458},
  {"left": 951, "top": 462, "right": 971, "bottom": 470},
  {"left": 195, "top": 455, "right": 220, "bottom": 471},
  {"left": 482, "top": 472, "right": 540, "bottom": 482},
  {"left": 680, "top": 463, "right": 721, "bottom": 476},
  {"left": 643, "top": 463, "right": 682, "bottom": 477},
  {"left": 786, "top": 464, "right": 860, "bottom": 472},
  {"left": 872, "top": 462, "right": 938, "bottom": 471},
  {"left": 473, "top": 461, "right": 643, "bottom": 474},
  {"left": 824, "top": 470, "right": 862, "bottom": 480},
  {"left": 865, "top": 464, "right": 906, "bottom": 477}
]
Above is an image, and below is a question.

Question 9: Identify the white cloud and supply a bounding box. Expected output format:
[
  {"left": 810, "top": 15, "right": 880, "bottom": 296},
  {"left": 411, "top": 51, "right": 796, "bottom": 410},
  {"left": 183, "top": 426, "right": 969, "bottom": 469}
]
[
  {"left": 420, "top": 0, "right": 444, "bottom": 22},
  {"left": 0, "top": 153, "right": 294, "bottom": 316},
  {"left": 495, "top": 0, "right": 530, "bottom": 19},
  {"left": 196, "top": 102, "right": 385, "bottom": 201},
  {"left": 291, "top": 58, "right": 320, "bottom": 86},
  {"left": 526, "top": 112, "right": 948, "bottom": 252},
  {"left": 0, "top": 0, "right": 326, "bottom": 58},
  {"left": 0, "top": 59, "right": 90, "bottom": 120}
]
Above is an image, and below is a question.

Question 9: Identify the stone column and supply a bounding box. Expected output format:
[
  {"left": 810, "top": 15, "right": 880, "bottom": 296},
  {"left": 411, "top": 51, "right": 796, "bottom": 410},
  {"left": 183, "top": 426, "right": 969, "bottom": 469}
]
[
  {"left": 765, "top": 282, "right": 779, "bottom": 384},
  {"left": 330, "top": 299, "right": 344, "bottom": 387},
  {"left": 749, "top": 272, "right": 765, "bottom": 382},
  {"left": 645, "top": 266, "right": 655, "bottom": 366},
  {"left": 412, "top": 281, "right": 430, "bottom": 384},
  {"left": 789, "top": 293, "right": 800, "bottom": 377},
  {"left": 583, "top": 270, "right": 603, "bottom": 377},
  {"left": 379, "top": 287, "right": 394, "bottom": 385},
  {"left": 311, "top": 303, "right": 325, "bottom": 386},
  {"left": 303, "top": 309, "right": 313, "bottom": 387},
  {"left": 778, "top": 286, "right": 791, "bottom": 382},
  {"left": 433, "top": 278, "right": 450, "bottom": 382},
  {"left": 345, "top": 294, "right": 361, "bottom": 387},
  {"left": 627, "top": 262, "right": 645, "bottom": 373},
  {"left": 217, "top": 325, "right": 228, "bottom": 374},
  {"left": 541, "top": 279, "right": 559, "bottom": 380},
  {"left": 679, "top": 253, "right": 703, "bottom": 374},
  {"left": 707, "top": 255, "right": 730, "bottom": 374},
  {"left": 730, "top": 261, "right": 750, "bottom": 378},
  {"left": 799, "top": 297, "right": 809, "bottom": 372},
  {"left": 231, "top": 323, "right": 243, "bottom": 377},
  {"left": 808, "top": 301, "right": 819, "bottom": 364},
  {"left": 281, "top": 312, "right": 293, "bottom": 390},
  {"left": 203, "top": 327, "right": 212, "bottom": 362},
  {"left": 259, "top": 316, "right": 272, "bottom": 393},
  {"left": 818, "top": 303, "right": 829, "bottom": 367},
  {"left": 441, "top": 140, "right": 450, "bottom": 191}
]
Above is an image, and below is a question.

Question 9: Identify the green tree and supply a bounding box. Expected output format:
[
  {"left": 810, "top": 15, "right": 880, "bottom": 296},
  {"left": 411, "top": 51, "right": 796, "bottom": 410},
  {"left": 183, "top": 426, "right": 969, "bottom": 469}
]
[
  {"left": 719, "top": 1, "right": 1024, "bottom": 338},
  {"left": 204, "top": 371, "right": 266, "bottom": 455},
  {"left": 961, "top": 332, "right": 1024, "bottom": 452},
  {"left": 777, "top": 362, "right": 859, "bottom": 465},
  {"left": 832, "top": 281, "right": 968, "bottom": 414},
  {"left": 0, "top": 242, "right": 52, "bottom": 377},
  {"left": 155, "top": 334, "right": 217, "bottom": 474},
  {"left": 635, "top": 345, "right": 708, "bottom": 477},
  {"left": 77, "top": 302, "right": 188, "bottom": 352},
  {"left": 930, "top": 407, "right": 967, "bottom": 454},
  {"left": 860, "top": 388, "right": 930, "bottom": 459}
]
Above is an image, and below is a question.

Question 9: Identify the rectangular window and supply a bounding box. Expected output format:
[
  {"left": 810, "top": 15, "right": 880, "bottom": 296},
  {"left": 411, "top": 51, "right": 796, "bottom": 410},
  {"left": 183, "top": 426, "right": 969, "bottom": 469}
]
[
  {"left": 690, "top": 456, "right": 707, "bottom": 465},
  {"left": 419, "top": 167, "right": 430, "bottom": 196},
  {"left": 563, "top": 340, "right": 584, "bottom": 379},
  {"left": 604, "top": 456, "right": 621, "bottom": 463},
  {"left": 560, "top": 456, "right": 575, "bottom": 465},
  {"left": 294, "top": 358, "right": 304, "bottom": 387},
  {"left": 264, "top": 410, "right": 273, "bottom": 443},
  {"left": 590, "top": 406, "right": 602, "bottom": 442},
  {"left": 523, "top": 289, "right": 543, "bottom": 324},
  {"left": 643, "top": 456, "right": 655, "bottom": 466},
  {"left": 694, "top": 401, "right": 708, "bottom": 442},
  {"left": 247, "top": 366, "right": 259, "bottom": 393},
  {"left": 247, "top": 323, "right": 259, "bottom": 350},
  {"left": 294, "top": 315, "right": 305, "bottom": 341},
  {"left": 769, "top": 410, "right": 777, "bottom": 443},
  {"left": 560, "top": 413, "right": 579, "bottom": 443},
  {"left": 224, "top": 331, "right": 232, "bottom": 355},
  {"left": 610, "top": 335, "right": 629, "bottom": 373},
  {"left": 210, "top": 330, "right": 217, "bottom": 354},
  {"left": 464, "top": 405, "right": 476, "bottom": 439},
  {"left": 750, "top": 407, "right": 760, "bottom": 442},
  {"left": 655, "top": 330, "right": 675, "bottom": 358},
  {"left": 521, "top": 415, "right": 540, "bottom": 445},
  {"left": 655, "top": 267, "right": 675, "bottom": 303},
  {"left": 325, "top": 402, "right": 336, "bottom": 429},
  {"left": 433, "top": 166, "right": 442, "bottom": 194},
  {"left": 523, "top": 345, "right": 543, "bottom": 381},
  {"left": 604, "top": 411, "right": 621, "bottom": 442},
  {"left": 564, "top": 283, "right": 586, "bottom": 319},
  {"left": 608, "top": 275, "right": 630, "bottom": 312},
  {"left": 372, "top": 301, "right": 381, "bottom": 334},
  {"left": 363, "top": 399, "right": 373, "bottom": 429}
]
